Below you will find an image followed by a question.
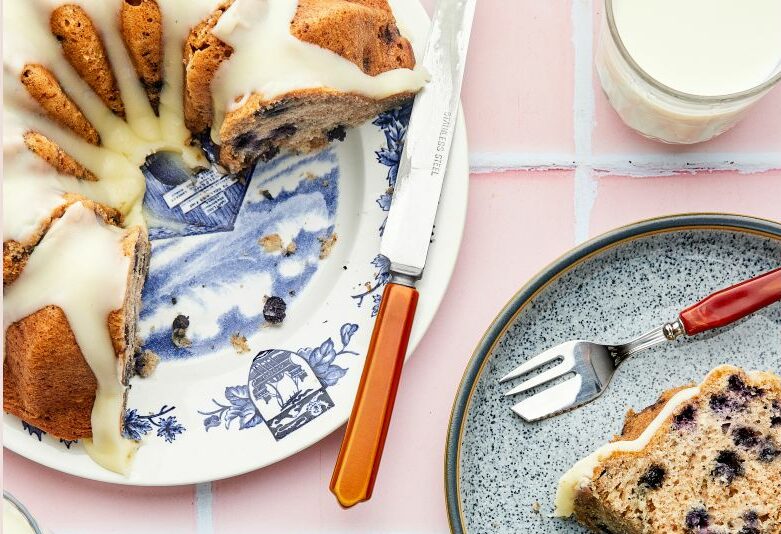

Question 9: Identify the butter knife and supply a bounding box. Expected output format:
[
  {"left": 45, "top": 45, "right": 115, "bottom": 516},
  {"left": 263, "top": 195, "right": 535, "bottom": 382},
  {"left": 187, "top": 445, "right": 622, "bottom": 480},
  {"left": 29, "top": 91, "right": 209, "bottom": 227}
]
[{"left": 330, "top": 0, "right": 476, "bottom": 508}]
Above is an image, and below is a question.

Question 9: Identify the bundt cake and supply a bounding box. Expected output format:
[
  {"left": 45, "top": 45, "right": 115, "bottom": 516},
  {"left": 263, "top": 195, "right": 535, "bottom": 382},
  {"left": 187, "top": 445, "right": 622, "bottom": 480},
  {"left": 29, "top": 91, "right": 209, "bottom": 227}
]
[
  {"left": 556, "top": 365, "right": 781, "bottom": 533},
  {"left": 3, "top": 0, "right": 425, "bottom": 474}
]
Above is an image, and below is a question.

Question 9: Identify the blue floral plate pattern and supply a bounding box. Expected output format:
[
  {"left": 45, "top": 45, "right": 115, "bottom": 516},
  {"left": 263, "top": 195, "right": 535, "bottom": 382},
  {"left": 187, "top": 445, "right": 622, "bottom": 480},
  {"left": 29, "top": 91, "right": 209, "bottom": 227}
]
[{"left": 3, "top": 1, "right": 470, "bottom": 485}]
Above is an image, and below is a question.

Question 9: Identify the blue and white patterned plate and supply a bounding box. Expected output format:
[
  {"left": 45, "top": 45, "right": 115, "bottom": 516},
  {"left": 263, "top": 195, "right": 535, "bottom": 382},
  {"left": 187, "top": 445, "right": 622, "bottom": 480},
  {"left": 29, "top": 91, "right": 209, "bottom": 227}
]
[
  {"left": 445, "top": 215, "right": 781, "bottom": 533},
  {"left": 4, "top": 1, "right": 470, "bottom": 485}
]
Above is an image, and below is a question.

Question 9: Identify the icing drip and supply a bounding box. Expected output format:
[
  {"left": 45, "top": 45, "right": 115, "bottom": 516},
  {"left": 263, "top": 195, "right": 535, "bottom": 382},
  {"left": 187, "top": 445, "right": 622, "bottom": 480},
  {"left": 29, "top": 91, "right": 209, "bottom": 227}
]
[
  {"left": 4, "top": 202, "right": 138, "bottom": 475},
  {"left": 3, "top": 0, "right": 425, "bottom": 474},
  {"left": 554, "top": 386, "right": 701, "bottom": 517}
]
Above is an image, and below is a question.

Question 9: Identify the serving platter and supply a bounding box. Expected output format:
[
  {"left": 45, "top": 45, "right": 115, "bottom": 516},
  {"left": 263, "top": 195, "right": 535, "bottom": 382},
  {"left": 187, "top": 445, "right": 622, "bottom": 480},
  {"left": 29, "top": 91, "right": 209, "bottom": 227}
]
[
  {"left": 4, "top": 1, "right": 471, "bottom": 485},
  {"left": 445, "top": 214, "right": 781, "bottom": 533}
]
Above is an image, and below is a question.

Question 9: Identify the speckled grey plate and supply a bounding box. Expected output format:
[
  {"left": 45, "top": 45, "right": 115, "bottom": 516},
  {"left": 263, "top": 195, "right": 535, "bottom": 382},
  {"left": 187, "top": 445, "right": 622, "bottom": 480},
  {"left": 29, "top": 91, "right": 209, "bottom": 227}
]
[{"left": 445, "top": 214, "right": 781, "bottom": 533}]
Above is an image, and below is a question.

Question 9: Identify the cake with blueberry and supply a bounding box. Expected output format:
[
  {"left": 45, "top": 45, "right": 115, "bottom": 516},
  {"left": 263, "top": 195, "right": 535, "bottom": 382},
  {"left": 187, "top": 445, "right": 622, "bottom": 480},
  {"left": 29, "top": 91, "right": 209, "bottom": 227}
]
[
  {"left": 556, "top": 365, "right": 781, "bottom": 533},
  {"left": 3, "top": 0, "right": 425, "bottom": 474}
]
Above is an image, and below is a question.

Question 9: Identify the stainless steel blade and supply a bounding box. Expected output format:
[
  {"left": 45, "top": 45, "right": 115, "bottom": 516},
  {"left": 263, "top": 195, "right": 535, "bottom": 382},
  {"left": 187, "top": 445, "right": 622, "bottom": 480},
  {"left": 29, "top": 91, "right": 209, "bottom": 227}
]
[{"left": 379, "top": 0, "right": 476, "bottom": 279}]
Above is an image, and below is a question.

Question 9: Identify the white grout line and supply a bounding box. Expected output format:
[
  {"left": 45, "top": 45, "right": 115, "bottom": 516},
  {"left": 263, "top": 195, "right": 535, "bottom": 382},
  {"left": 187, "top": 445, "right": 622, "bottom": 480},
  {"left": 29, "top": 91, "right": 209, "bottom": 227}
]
[
  {"left": 590, "top": 152, "right": 781, "bottom": 176},
  {"left": 574, "top": 166, "right": 598, "bottom": 243},
  {"left": 571, "top": 0, "right": 596, "bottom": 244},
  {"left": 195, "top": 482, "right": 214, "bottom": 534},
  {"left": 468, "top": 152, "right": 576, "bottom": 173},
  {"left": 468, "top": 151, "right": 781, "bottom": 175}
]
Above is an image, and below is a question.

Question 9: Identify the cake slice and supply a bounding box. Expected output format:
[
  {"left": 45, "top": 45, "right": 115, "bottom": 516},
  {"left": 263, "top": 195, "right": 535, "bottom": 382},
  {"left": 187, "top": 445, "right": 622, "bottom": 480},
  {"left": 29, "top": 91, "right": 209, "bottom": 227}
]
[
  {"left": 184, "top": 0, "right": 423, "bottom": 173},
  {"left": 557, "top": 365, "right": 781, "bottom": 533},
  {"left": 4, "top": 201, "right": 149, "bottom": 467}
]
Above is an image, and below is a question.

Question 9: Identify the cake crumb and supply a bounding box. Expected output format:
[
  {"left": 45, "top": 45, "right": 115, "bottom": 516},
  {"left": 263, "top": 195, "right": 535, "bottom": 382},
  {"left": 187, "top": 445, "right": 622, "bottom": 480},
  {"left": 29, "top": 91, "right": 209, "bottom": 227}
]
[
  {"left": 259, "top": 233, "right": 283, "bottom": 253},
  {"left": 318, "top": 233, "right": 338, "bottom": 259},
  {"left": 230, "top": 333, "right": 250, "bottom": 354},
  {"left": 303, "top": 171, "right": 317, "bottom": 181},
  {"left": 135, "top": 349, "right": 160, "bottom": 378},
  {"left": 172, "top": 314, "right": 192, "bottom": 348},
  {"left": 531, "top": 502, "right": 541, "bottom": 514},
  {"left": 284, "top": 241, "right": 297, "bottom": 256}
]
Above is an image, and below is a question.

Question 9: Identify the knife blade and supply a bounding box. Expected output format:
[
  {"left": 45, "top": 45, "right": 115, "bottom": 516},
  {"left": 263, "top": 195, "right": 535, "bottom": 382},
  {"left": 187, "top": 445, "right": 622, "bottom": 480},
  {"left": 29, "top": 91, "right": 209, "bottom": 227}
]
[
  {"left": 330, "top": 0, "right": 476, "bottom": 508},
  {"left": 381, "top": 0, "right": 476, "bottom": 278}
]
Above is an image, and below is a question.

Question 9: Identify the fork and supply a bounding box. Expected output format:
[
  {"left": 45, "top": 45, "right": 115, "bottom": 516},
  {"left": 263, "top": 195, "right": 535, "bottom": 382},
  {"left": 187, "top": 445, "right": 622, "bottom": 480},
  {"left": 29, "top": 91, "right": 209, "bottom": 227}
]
[{"left": 500, "top": 267, "right": 781, "bottom": 422}]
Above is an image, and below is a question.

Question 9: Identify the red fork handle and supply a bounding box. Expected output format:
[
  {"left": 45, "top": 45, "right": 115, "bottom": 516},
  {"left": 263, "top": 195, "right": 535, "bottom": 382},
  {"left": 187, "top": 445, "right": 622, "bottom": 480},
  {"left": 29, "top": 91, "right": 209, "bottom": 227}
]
[{"left": 679, "top": 267, "right": 781, "bottom": 335}]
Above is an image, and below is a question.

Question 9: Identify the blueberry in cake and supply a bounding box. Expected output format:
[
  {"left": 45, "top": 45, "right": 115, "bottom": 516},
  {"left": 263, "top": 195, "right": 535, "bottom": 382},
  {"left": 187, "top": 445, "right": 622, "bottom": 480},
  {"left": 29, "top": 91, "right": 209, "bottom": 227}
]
[
  {"left": 556, "top": 365, "right": 781, "bottom": 533},
  {"left": 3, "top": 0, "right": 425, "bottom": 474}
]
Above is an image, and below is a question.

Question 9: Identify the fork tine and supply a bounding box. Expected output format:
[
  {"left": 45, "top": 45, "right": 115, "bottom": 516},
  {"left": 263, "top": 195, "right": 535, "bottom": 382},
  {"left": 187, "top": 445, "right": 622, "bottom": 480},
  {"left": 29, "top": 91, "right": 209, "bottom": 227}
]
[
  {"left": 498, "top": 341, "right": 577, "bottom": 383},
  {"left": 503, "top": 356, "right": 575, "bottom": 396},
  {"left": 511, "top": 374, "right": 583, "bottom": 422}
]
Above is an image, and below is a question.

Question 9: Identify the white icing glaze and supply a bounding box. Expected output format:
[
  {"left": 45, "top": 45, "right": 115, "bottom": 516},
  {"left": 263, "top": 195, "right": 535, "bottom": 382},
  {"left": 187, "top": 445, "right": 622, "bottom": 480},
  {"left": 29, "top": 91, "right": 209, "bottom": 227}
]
[
  {"left": 3, "top": 0, "right": 425, "bottom": 474},
  {"left": 209, "top": 0, "right": 428, "bottom": 138},
  {"left": 554, "top": 386, "right": 701, "bottom": 517},
  {"left": 3, "top": 498, "right": 36, "bottom": 534},
  {"left": 4, "top": 202, "right": 139, "bottom": 475}
]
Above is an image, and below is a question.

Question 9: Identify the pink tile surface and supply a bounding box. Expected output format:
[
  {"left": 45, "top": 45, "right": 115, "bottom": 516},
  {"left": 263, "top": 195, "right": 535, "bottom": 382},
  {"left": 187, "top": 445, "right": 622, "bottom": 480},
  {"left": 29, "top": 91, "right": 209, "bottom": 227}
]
[
  {"left": 455, "top": 0, "right": 575, "bottom": 154},
  {"left": 4, "top": 1, "right": 781, "bottom": 532},
  {"left": 591, "top": 2, "right": 781, "bottom": 156},
  {"left": 3, "top": 450, "right": 197, "bottom": 534},
  {"left": 589, "top": 171, "right": 781, "bottom": 236},
  {"left": 211, "top": 171, "right": 576, "bottom": 533}
]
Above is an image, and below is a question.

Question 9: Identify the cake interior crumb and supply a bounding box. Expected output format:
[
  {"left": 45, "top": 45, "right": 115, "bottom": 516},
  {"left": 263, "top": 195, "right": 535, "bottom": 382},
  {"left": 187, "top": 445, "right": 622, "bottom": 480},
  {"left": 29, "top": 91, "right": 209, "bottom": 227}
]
[
  {"left": 230, "top": 333, "right": 250, "bottom": 354},
  {"left": 135, "top": 349, "right": 160, "bottom": 378},
  {"left": 318, "top": 233, "right": 338, "bottom": 259},
  {"left": 259, "top": 233, "right": 283, "bottom": 253}
]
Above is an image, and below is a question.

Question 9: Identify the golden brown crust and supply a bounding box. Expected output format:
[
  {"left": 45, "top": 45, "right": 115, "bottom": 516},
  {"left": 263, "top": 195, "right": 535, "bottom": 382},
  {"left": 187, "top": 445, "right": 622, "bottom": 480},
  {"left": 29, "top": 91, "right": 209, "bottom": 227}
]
[
  {"left": 23, "top": 131, "right": 98, "bottom": 182},
  {"left": 616, "top": 385, "right": 692, "bottom": 442},
  {"left": 3, "top": 206, "right": 148, "bottom": 441},
  {"left": 4, "top": 305, "right": 98, "bottom": 439},
  {"left": 50, "top": 4, "right": 125, "bottom": 118},
  {"left": 291, "top": 0, "right": 415, "bottom": 75},
  {"left": 120, "top": 0, "right": 164, "bottom": 114},
  {"left": 183, "top": 1, "right": 234, "bottom": 134},
  {"left": 3, "top": 241, "right": 29, "bottom": 286},
  {"left": 20, "top": 64, "right": 100, "bottom": 145}
]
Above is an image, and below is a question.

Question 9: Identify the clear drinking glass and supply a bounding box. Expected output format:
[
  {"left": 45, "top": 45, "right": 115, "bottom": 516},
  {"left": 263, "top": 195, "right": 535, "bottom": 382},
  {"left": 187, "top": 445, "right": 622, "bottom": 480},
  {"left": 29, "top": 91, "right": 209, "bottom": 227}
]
[
  {"left": 3, "top": 492, "right": 46, "bottom": 534},
  {"left": 596, "top": 0, "right": 781, "bottom": 144}
]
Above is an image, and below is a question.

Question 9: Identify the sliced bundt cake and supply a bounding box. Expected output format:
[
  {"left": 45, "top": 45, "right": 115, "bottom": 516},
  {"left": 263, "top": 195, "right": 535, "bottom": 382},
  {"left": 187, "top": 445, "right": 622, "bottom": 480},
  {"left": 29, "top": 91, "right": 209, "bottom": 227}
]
[
  {"left": 3, "top": 0, "right": 425, "bottom": 474},
  {"left": 4, "top": 201, "right": 149, "bottom": 474},
  {"left": 556, "top": 365, "right": 781, "bottom": 533},
  {"left": 184, "top": 0, "right": 423, "bottom": 172}
]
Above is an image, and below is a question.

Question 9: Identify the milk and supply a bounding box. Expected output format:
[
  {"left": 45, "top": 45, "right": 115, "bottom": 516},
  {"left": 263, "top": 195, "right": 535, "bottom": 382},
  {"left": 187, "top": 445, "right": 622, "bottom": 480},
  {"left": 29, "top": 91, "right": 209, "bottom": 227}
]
[
  {"left": 3, "top": 496, "right": 38, "bottom": 534},
  {"left": 597, "top": 0, "right": 781, "bottom": 143}
]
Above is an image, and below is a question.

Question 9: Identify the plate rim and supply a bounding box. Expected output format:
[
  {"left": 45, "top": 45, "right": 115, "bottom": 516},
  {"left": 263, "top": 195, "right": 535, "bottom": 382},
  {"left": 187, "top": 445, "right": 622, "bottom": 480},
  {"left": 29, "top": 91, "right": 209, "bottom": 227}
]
[
  {"left": 3, "top": 107, "right": 469, "bottom": 486},
  {"left": 4, "top": 0, "right": 474, "bottom": 487},
  {"left": 444, "top": 212, "right": 781, "bottom": 534}
]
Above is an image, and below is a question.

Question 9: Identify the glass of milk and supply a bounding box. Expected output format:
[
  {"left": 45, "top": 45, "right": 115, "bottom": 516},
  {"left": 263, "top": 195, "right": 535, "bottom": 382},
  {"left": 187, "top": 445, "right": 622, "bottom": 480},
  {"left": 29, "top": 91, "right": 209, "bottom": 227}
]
[
  {"left": 3, "top": 492, "right": 46, "bottom": 534},
  {"left": 596, "top": 0, "right": 781, "bottom": 144}
]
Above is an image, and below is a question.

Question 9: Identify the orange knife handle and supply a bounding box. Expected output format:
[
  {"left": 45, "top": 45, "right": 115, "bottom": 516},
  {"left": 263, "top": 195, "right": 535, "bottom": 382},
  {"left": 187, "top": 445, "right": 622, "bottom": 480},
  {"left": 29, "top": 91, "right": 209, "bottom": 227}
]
[{"left": 330, "top": 281, "right": 419, "bottom": 508}]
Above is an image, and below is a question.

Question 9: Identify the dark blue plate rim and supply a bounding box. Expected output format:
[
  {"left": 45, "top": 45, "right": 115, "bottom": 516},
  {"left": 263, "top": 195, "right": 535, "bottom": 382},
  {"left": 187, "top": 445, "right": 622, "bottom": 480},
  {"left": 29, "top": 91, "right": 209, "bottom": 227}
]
[{"left": 444, "top": 213, "right": 781, "bottom": 533}]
